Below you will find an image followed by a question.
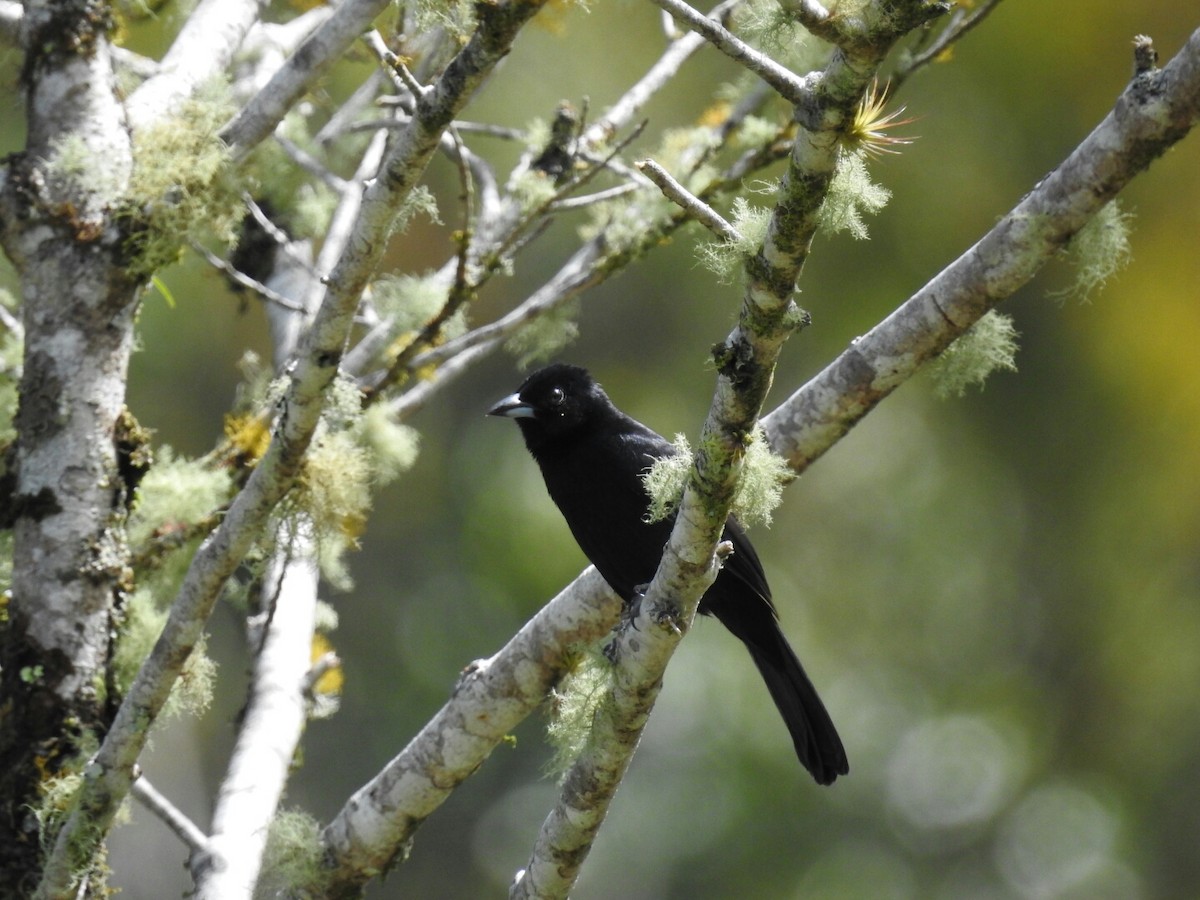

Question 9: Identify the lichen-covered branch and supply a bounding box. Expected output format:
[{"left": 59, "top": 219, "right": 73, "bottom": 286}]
[
  {"left": 319, "top": 569, "right": 623, "bottom": 898},
  {"left": 0, "top": 0, "right": 139, "bottom": 891},
  {"left": 764, "top": 28, "right": 1200, "bottom": 474},
  {"left": 510, "top": 4, "right": 947, "bottom": 895}
]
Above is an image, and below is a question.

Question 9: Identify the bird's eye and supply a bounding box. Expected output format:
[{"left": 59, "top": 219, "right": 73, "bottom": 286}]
[{"left": 548, "top": 387, "right": 565, "bottom": 407}]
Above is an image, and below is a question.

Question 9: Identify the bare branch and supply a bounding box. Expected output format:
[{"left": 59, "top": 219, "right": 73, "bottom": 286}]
[
  {"left": 361, "top": 28, "right": 428, "bottom": 99},
  {"left": 221, "top": 0, "right": 394, "bottom": 157},
  {"left": 637, "top": 158, "right": 740, "bottom": 241},
  {"left": 131, "top": 778, "right": 210, "bottom": 857},
  {"left": 893, "top": 0, "right": 1007, "bottom": 88},
  {"left": 583, "top": 0, "right": 738, "bottom": 146},
  {"left": 273, "top": 135, "right": 351, "bottom": 194},
  {"left": 647, "top": 0, "right": 810, "bottom": 103},
  {"left": 304, "top": 129, "right": 389, "bottom": 315},
  {"left": 191, "top": 531, "right": 320, "bottom": 899},
  {"left": 401, "top": 236, "right": 610, "bottom": 378},
  {"left": 548, "top": 183, "right": 639, "bottom": 210},
  {"left": 190, "top": 241, "right": 309, "bottom": 312}
]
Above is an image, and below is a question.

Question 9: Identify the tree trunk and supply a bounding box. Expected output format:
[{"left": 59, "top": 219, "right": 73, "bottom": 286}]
[{"left": 0, "top": 0, "right": 138, "bottom": 892}]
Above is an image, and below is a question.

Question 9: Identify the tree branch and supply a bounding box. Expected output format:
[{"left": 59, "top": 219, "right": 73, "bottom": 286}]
[
  {"left": 125, "top": 0, "right": 266, "bottom": 128},
  {"left": 222, "top": 0, "right": 392, "bottom": 158},
  {"left": 637, "top": 157, "right": 740, "bottom": 240},
  {"left": 764, "top": 28, "right": 1200, "bottom": 474},
  {"left": 319, "top": 568, "right": 623, "bottom": 898},
  {"left": 131, "top": 778, "right": 210, "bottom": 857},
  {"left": 191, "top": 528, "right": 320, "bottom": 899},
  {"left": 893, "top": 0, "right": 1007, "bottom": 88},
  {"left": 647, "top": 0, "right": 810, "bottom": 103},
  {"left": 583, "top": 0, "right": 738, "bottom": 148}
]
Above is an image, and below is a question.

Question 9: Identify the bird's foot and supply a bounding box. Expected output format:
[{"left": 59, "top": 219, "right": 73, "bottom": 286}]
[{"left": 620, "top": 584, "right": 651, "bottom": 631}]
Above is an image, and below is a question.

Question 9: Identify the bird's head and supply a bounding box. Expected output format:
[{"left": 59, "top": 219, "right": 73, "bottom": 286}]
[{"left": 487, "top": 363, "right": 609, "bottom": 452}]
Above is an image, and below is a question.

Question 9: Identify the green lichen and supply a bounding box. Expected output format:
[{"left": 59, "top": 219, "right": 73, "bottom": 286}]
[
  {"left": 127, "top": 448, "right": 234, "bottom": 548},
  {"left": 545, "top": 649, "right": 614, "bottom": 780},
  {"left": 508, "top": 169, "right": 560, "bottom": 212},
  {"left": 642, "top": 434, "right": 694, "bottom": 524},
  {"left": 697, "top": 196, "right": 774, "bottom": 283},
  {"left": 731, "top": 425, "right": 793, "bottom": 527},
  {"left": 392, "top": 185, "right": 442, "bottom": 240},
  {"left": 642, "top": 426, "right": 792, "bottom": 527},
  {"left": 817, "top": 148, "right": 891, "bottom": 240},
  {"left": 112, "top": 588, "right": 217, "bottom": 720},
  {"left": 356, "top": 404, "right": 420, "bottom": 485},
  {"left": 371, "top": 271, "right": 465, "bottom": 345},
  {"left": 254, "top": 808, "right": 332, "bottom": 900},
  {"left": 1058, "top": 200, "right": 1134, "bottom": 301},
  {"left": 123, "top": 79, "right": 242, "bottom": 279},
  {"left": 929, "top": 310, "right": 1019, "bottom": 398},
  {"left": 504, "top": 298, "right": 581, "bottom": 369},
  {"left": 32, "top": 731, "right": 102, "bottom": 852},
  {"left": 278, "top": 375, "right": 420, "bottom": 589}
]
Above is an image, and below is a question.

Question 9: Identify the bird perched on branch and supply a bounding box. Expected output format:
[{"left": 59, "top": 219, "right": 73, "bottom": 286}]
[{"left": 488, "top": 363, "right": 848, "bottom": 785}]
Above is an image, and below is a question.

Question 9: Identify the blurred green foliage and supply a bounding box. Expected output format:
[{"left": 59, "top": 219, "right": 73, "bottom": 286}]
[{"left": 3, "top": 1, "right": 1198, "bottom": 897}]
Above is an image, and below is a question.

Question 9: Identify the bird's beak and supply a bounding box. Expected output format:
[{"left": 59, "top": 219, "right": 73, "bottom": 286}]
[{"left": 487, "top": 393, "right": 536, "bottom": 419}]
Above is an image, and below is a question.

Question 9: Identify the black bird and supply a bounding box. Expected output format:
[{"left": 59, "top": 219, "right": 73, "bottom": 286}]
[{"left": 488, "top": 363, "right": 848, "bottom": 785}]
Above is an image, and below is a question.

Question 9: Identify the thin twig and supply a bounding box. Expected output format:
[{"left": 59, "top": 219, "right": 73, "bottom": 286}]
[
  {"left": 548, "top": 183, "right": 640, "bottom": 211},
  {"left": 131, "top": 777, "right": 210, "bottom": 856},
  {"left": 190, "top": 242, "right": 309, "bottom": 312},
  {"left": 583, "top": 0, "right": 740, "bottom": 147},
  {"left": 362, "top": 28, "right": 428, "bottom": 99},
  {"left": 892, "top": 0, "right": 1007, "bottom": 88},
  {"left": 273, "top": 135, "right": 350, "bottom": 194},
  {"left": 0, "top": 300, "right": 22, "bottom": 340},
  {"left": 243, "top": 196, "right": 327, "bottom": 280},
  {"left": 488, "top": 120, "right": 649, "bottom": 269},
  {"left": 365, "top": 129, "right": 480, "bottom": 399},
  {"left": 636, "top": 159, "right": 740, "bottom": 241},
  {"left": 647, "top": 0, "right": 809, "bottom": 104},
  {"left": 352, "top": 116, "right": 527, "bottom": 141},
  {"left": 316, "top": 69, "right": 386, "bottom": 145}
]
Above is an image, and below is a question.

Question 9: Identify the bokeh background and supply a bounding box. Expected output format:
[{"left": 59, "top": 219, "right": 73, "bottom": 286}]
[{"left": 3, "top": 1, "right": 1199, "bottom": 897}]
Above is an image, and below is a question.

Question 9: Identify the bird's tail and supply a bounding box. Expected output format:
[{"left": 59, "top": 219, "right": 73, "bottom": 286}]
[{"left": 743, "top": 623, "right": 848, "bottom": 786}]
